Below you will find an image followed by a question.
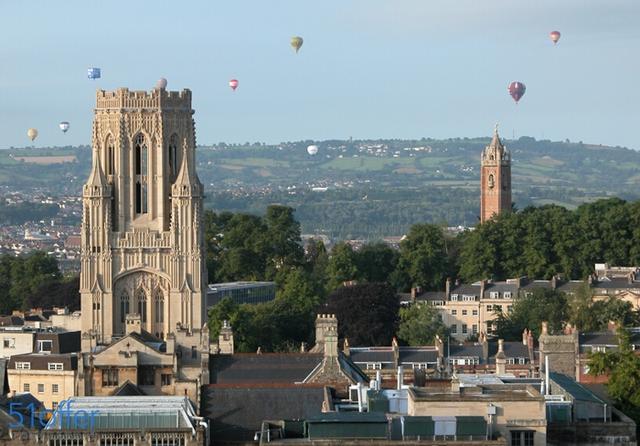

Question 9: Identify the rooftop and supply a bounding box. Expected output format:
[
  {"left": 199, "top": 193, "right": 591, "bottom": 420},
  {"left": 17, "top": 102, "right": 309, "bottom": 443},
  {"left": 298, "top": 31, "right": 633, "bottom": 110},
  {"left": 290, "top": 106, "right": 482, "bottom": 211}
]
[{"left": 44, "top": 396, "right": 199, "bottom": 432}]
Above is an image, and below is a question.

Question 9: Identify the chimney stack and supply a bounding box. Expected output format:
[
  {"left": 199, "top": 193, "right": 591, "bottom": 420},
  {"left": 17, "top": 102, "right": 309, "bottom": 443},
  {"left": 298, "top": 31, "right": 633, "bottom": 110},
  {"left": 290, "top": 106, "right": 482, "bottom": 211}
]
[
  {"left": 495, "top": 339, "right": 506, "bottom": 375},
  {"left": 522, "top": 328, "right": 529, "bottom": 346},
  {"left": 445, "top": 278, "right": 451, "bottom": 299},
  {"left": 343, "top": 338, "right": 350, "bottom": 356},
  {"left": 541, "top": 321, "right": 548, "bottom": 336},
  {"left": 125, "top": 314, "right": 142, "bottom": 335},
  {"left": 480, "top": 332, "right": 489, "bottom": 364}
]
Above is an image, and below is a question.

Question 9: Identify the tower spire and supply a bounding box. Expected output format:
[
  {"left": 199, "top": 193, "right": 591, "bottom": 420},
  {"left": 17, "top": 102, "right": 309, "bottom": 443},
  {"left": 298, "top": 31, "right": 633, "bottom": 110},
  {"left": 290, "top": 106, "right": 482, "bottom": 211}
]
[{"left": 85, "top": 146, "right": 108, "bottom": 190}]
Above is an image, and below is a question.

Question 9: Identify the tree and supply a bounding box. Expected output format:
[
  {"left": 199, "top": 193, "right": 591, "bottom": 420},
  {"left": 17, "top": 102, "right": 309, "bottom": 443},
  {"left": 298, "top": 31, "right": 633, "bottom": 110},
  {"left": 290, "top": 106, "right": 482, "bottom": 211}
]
[
  {"left": 398, "top": 304, "right": 448, "bottom": 346},
  {"left": 272, "top": 267, "right": 322, "bottom": 348},
  {"left": 355, "top": 242, "right": 398, "bottom": 284},
  {"left": 588, "top": 329, "right": 640, "bottom": 421},
  {"left": 264, "top": 205, "right": 304, "bottom": 279},
  {"left": 568, "top": 283, "right": 639, "bottom": 331},
  {"left": 493, "top": 288, "right": 568, "bottom": 340},
  {"left": 326, "top": 243, "right": 358, "bottom": 292},
  {"left": 323, "top": 283, "right": 399, "bottom": 346},
  {"left": 397, "top": 224, "right": 449, "bottom": 290}
]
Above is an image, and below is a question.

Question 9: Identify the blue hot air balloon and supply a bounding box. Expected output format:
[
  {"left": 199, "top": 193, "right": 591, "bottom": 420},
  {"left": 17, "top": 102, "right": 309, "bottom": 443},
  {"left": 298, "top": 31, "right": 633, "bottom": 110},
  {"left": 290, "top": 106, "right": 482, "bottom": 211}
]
[{"left": 87, "top": 67, "right": 101, "bottom": 80}]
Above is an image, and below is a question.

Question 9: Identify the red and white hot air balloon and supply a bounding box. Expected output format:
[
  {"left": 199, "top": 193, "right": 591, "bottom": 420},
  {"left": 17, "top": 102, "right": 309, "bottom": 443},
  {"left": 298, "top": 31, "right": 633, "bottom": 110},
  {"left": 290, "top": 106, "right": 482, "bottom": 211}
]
[
  {"left": 508, "top": 81, "right": 526, "bottom": 104},
  {"left": 229, "top": 79, "right": 239, "bottom": 91},
  {"left": 549, "top": 31, "right": 561, "bottom": 45}
]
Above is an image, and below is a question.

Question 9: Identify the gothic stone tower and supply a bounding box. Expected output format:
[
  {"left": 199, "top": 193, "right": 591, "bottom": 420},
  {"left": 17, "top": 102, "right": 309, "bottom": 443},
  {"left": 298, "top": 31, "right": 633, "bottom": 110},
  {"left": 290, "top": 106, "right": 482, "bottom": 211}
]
[
  {"left": 480, "top": 126, "right": 511, "bottom": 223},
  {"left": 80, "top": 87, "right": 206, "bottom": 348}
]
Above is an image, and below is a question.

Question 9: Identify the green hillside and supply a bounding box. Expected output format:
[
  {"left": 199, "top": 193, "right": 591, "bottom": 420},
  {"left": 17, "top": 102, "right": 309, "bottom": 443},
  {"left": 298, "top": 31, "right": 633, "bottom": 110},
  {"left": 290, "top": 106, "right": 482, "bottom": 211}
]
[{"left": 1, "top": 136, "right": 638, "bottom": 239}]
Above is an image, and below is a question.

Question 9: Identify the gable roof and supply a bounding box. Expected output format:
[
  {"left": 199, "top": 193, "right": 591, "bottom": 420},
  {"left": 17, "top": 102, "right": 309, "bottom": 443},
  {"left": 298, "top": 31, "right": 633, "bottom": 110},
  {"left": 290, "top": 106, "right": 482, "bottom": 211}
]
[
  {"left": 201, "top": 385, "right": 326, "bottom": 442},
  {"left": 210, "top": 353, "right": 323, "bottom": 384},
  {"left": 112, "top": 380, "right": 146, "bottom": 396}
]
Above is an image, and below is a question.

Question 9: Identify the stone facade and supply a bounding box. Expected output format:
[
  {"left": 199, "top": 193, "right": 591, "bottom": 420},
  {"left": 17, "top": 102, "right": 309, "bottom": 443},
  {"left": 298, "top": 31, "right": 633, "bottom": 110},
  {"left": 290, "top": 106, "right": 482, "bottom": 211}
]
[
  {"left": 78, "top": 86, "right": 209, "bottom": 400},
  {"left": 538, "top": 322, "right": 579, "bottom": 380},
  {"left": 408, "top": 383, "right": 547, "bottom": 446},
  {"left": 480, "top": 126, "right": 511, "bottom": 223}
]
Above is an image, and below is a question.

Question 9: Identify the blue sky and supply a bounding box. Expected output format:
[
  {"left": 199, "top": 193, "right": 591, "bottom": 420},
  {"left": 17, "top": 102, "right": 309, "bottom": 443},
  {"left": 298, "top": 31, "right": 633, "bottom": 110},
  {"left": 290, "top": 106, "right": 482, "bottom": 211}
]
[{"left": 1, "top": 0, "right": 639, "bottom": 149}]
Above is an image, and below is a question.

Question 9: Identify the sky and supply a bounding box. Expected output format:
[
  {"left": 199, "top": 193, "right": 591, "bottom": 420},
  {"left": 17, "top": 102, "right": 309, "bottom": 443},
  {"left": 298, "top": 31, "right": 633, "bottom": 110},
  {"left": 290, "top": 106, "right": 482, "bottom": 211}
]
[{"left": 1, "top": 0, "right": 639, "bottom": 149}]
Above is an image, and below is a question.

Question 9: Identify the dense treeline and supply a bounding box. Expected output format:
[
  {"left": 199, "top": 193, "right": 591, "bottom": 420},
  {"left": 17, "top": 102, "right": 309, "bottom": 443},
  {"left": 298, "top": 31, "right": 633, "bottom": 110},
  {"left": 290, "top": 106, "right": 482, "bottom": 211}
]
[
  {"left": 0, "top": 252, "right": 79, "bottom": 313},
  {"left": 0, "top": 202, "right": 59, "bottom": 225},
  {"left": 205, "top": 197, "right": 640, "bottom": 352},
  {"left": 457, "top": 198, "right": 640, "bottom": 282}
]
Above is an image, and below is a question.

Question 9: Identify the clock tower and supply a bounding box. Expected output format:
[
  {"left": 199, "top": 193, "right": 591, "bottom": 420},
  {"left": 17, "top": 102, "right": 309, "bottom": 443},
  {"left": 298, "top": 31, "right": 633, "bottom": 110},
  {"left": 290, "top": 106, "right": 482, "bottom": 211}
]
[{"left": 480, "top": 125, "right": 511, "bottom": 223}]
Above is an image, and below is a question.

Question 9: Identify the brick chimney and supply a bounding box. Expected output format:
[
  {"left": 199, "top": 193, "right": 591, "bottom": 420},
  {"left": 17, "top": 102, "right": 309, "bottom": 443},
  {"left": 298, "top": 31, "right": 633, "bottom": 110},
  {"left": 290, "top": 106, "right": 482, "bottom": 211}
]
[{"left": 480, "top": 280, "right": 486, "bottom": 299}]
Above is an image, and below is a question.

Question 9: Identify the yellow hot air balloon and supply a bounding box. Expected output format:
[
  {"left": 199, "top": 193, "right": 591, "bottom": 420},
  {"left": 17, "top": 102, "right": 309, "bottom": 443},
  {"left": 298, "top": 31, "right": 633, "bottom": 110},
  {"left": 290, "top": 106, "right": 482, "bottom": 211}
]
[
  {"left": 290, "top": 36, "right": 303, "bottom": 53},
  {"left": 27, "top": 128, "right": 38, "bottom": 142}
]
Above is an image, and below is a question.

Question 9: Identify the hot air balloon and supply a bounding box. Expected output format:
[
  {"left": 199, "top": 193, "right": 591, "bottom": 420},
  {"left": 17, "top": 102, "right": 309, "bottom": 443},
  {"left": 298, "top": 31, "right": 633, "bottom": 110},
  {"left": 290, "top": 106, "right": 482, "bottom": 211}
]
[
  {"left": 229, "top": 79, "right": 239, "bottom": 91},
  {"left": 307, "top": 145, "right": 319, "bottom": 155},
  {"left": 27, "top": 128, "right": 38, "bottom": 142},
  {"left": 87, "top": 67, "right": 101, "bottom": 80},
  {"left": 156, "top": 78, "right": 168, "bottom": 89},
  {"left": 290, "top": 36, "right": 303, "bottom": 53},
  {"left": 549, "top": 31, "right": 561, "bottom": 45},
  {"left": 59, "top": 122, "right": 70, "bottom": 133},
  {"left": 508, "top": 81, "right": 526, "bottom": 104}
]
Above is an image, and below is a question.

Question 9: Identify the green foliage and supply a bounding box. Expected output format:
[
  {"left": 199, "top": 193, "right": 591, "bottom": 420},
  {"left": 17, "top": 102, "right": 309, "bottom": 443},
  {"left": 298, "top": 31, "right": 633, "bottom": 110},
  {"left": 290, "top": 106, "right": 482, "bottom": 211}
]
[
  {"left": 0, "top": 252, "right": 65, "bottom": 313},
  {"left": 204, "top": 205, "right": 303, "bottom": 284},
  {"left": 493, "top": 288, "right": 568, "bottom": 341},
  {"left": 326, "top": 243, "right": 358, "bottom": 291},
  {"left": 568, "top": 283, "right": 639, "bottom": 331},
  {"left": 207, "top": 268, "right": 321, "bottom": 352},
  {"left": 588, "top": 329, "right": 640, "bottom": 420},
  {"left": 323, "top": 283, "right": 399, "bottom": 346},
  {"left": 0, "top": 202, "right": 59, "bottom": 225},
  {"left": 396, "top": 224, "right": 449, "bottom": 290},
  {"left": 398, "top": 304, "right": 448, "bottom": 346},
  {"left": 458, "top": 199, "right": 640, "bottom": 282}
]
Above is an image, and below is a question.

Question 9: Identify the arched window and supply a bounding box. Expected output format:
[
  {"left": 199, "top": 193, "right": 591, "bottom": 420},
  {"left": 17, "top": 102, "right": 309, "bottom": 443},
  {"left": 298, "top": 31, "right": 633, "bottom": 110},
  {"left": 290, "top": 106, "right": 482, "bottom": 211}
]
[
  {"left": 134, "top": 134, "right": 148, "bottom": 214},
  {"left": 488, "top": 174, "right": 495, "bottom": 189},
  {"left": 154, "top": 289, "right": 164, "bottom": 324},
  {"left": 120, "top": 292, "right": 130, "bottom": 323},
  {"left": 136, "top": 288, "right": 147, "bottom": 323},
  {"left": 105, "top": 136, "right": 115, "bottom": 176},
  {"left": 168, "top": 134, "right": 179, "bottom": 181}
]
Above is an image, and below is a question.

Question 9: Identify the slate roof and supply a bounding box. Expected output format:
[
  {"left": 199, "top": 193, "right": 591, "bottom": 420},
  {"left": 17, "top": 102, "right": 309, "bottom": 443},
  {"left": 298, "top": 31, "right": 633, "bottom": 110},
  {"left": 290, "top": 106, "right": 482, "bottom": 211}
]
[
  {"left": 520, "top": 280, "right": 554, "bottom": 290},
  {"left": 592, "top": 278, "right": 640, "bottom": 290},
  {"left": 210, "top": 353, "right": 324, "bottom": 384},
  {"left": 449, "top": 342, "right": 531, "bottom": 364},
  {"left": 450, "top": 285, "right": 481, "bottom": 296},
  {"left": 550, "top": 372, "right": 605, "bottom": 404},
  {"left": 483, "top": 283, "right": 519, "bottom": 295},
  {"left": 201, "top": 385, "right": 326, "bottom": 442},
  {"left": 112, "top": 380, "right": 146, "bottom": 396},
  {"left": 399, "top": 348, "right": 439, "bottom": 364},
  {"left": 579, "top": 331, "right": 640, "bottom": 347},
  {"left": 449, "top": 344, "right": 483, "bottom": 358},
  {"left": 0, "top": 316, "right": 24, "bottom": 327},
  {"left": 417, "top": 291, "right": 447, "bottom": 302},
  {"left": 350, "top": 348, "right": 394, "bottom": 364}
]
